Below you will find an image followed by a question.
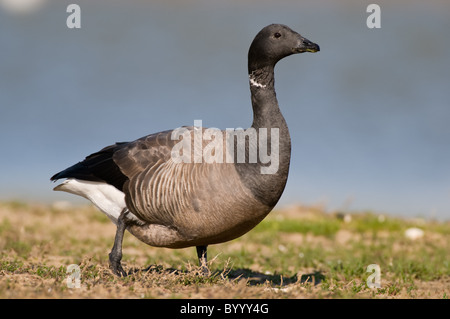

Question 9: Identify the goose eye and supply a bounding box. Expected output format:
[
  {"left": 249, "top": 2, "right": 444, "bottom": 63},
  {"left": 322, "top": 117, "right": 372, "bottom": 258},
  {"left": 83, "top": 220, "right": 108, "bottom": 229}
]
[{"left": 274, "top": 32, "right": 281, "bottom": 39}]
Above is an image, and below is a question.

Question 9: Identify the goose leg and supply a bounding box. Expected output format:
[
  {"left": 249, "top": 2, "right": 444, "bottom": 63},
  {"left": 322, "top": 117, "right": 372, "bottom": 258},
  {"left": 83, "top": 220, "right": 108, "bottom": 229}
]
[
  {"left": 196, "top": 245, "right": 210, "bottom": 276},
  {"left": 109, "top": 209, "right": 130, "bottom": 277}
]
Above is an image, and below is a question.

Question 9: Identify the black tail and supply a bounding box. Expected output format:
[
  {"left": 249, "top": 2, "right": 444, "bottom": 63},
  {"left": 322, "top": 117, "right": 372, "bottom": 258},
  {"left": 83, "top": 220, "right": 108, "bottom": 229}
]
[{"left": 51, "top": 142, "right": 129, "bottom": 191}]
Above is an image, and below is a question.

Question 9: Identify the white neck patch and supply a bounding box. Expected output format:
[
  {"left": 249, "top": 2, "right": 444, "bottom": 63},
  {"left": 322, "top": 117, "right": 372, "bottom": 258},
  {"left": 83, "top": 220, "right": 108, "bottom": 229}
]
[{"left": 249, "top": 74, "right": 266, "bottom": 88}]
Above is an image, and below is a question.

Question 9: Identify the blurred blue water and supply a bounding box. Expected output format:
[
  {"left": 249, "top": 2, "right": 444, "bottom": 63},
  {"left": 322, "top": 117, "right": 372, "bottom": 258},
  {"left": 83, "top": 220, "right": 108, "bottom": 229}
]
[{"left": 1, "top": 0, "right": 449, "bottom": 219}]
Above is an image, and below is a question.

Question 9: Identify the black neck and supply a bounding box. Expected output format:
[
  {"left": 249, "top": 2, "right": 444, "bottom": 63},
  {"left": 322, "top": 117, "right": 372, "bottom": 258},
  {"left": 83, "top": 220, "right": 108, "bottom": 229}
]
[
  {"left": 248, "top": 65, "right": 275, "bottom": 91},
  {"left": 249, "top": 66, "right": 279, "bottom": 129},
  {"left": 234, "top": 64, "right": 291, "bottom": 208}
]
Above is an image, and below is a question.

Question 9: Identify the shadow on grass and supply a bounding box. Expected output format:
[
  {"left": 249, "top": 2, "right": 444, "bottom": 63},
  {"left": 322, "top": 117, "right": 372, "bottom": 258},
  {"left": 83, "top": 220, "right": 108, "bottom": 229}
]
[
  {"left": 126, "top": 264, "right": 324, "bottom": 287},
  {"left": 226, "top": 268, "right": 324, "bottom": 286}
]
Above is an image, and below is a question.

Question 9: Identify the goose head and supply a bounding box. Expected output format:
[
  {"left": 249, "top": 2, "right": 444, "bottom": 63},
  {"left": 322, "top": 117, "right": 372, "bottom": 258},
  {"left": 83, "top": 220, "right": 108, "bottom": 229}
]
[{"left": 248, "top": 24, "right": 320, "bottom": 72}]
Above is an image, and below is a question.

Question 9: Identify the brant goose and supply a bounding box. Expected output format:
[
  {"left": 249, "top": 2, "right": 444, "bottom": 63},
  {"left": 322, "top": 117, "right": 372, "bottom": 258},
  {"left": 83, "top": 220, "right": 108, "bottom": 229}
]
[{"left": 51, "top": 24, "right": 319, "bottom": 276}]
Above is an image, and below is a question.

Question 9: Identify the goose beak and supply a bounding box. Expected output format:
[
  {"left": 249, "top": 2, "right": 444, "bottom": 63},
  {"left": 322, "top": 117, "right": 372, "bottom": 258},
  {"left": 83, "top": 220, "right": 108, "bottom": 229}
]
[{"left": 294, "top": 37, "right": 320, "bottom": 53}]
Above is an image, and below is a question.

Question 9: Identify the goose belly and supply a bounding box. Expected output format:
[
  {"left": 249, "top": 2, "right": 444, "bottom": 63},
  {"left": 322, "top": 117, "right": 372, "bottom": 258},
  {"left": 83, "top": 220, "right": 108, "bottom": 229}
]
[{"left": 128, "top": 189, "right": 272, "bottom": 248}]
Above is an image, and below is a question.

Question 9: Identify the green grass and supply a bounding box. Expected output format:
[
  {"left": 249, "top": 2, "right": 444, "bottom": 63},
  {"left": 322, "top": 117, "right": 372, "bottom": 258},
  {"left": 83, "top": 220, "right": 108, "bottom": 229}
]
[
  {"left": 210, "top": 211, "right": 450, "bottom": 298},
  {"left": 0, "top": 202, "right": 449, "bottom": 298},
  {"left": 253, "top": 215, "right": 341, "bottom": 237}
]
